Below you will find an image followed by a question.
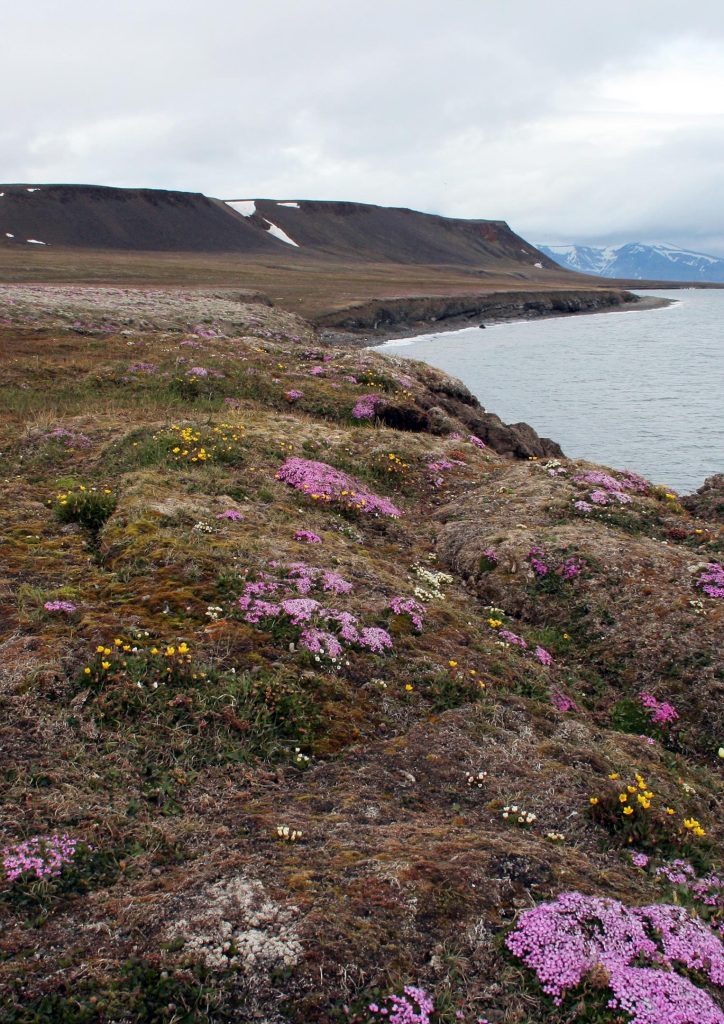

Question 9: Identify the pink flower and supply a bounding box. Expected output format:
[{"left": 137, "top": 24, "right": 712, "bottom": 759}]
[
  {"left": 294, "top": 529, "right": 322, "bottom": 544},
  {"left": 551, "top": 690, "right": 577, "bottom": 712},
  {"left": 534, "top": 645, "right": 553, "bottom": 666},
  {"left": 43, "top": 600, "right": 77, "bottom": 614},
  {"left": 276, "top": 458, "right": 401, "bottom": 518},
  {"left": 352, "top": 394, "right": 383, "bottom": 419},
  {"left": 388, "top": 596, "right": 425, "bottom": 631}
]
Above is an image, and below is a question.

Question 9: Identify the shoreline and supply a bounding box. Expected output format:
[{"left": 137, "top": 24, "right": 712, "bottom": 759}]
[{"left": 319, "top": 290, "right": 673, "bottom": 347}]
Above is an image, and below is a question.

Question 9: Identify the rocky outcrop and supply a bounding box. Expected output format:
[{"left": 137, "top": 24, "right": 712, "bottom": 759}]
[
  {"left": 315, "top": 288, "right": 640, "bottom": 332},
  {"left": 681, "top": 474, "right": 724, "bottom": 522}
]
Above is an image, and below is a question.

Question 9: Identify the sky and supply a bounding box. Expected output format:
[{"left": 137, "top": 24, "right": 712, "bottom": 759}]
[{"left": 3, "top": 0, "right": 724, "bottom": 253}]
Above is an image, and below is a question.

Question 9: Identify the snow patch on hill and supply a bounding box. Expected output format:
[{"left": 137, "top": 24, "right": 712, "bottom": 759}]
[
  {"left": 226, "top": 200, "right": 256, "bottom": 217},
  {"left": 264, "top": 220, "right": 299, "bottom": 246}
]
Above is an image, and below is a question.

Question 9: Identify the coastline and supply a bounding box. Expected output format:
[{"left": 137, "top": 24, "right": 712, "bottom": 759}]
[{"left": 318, "top": 290, "right": 673, "bottom": 347}]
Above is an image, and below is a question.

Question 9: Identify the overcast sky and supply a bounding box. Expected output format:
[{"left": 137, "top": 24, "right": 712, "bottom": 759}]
[{"left": 3, "top": 0, "right": 724, "bottom": 252}]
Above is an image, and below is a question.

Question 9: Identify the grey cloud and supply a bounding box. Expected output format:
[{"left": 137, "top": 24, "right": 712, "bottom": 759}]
[{"left": 3, "top": 0, "right": 724, "bottom": 252}]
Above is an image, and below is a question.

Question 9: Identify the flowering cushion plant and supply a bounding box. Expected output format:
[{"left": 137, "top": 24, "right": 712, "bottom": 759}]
[
  {"left": 506, "top": 891, "right": 724, "bottom": 1023},
  {"left": 276, "top": 457, "right": 401, "bottom": 518}
]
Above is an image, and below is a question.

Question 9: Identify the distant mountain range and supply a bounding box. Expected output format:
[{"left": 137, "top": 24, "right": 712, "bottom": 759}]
[{"left": 538, "top": 242, "right": 724, "bottom": 282}]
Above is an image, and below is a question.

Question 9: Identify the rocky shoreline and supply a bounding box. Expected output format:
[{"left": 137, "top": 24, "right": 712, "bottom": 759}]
[{"left": 319, "top": 288, "right": 672, "bottom": 346}]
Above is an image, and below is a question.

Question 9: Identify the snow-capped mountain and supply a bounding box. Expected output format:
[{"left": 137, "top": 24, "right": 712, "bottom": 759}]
[{"left": 537, "top": 242, "right": 724, "bottom": 282}]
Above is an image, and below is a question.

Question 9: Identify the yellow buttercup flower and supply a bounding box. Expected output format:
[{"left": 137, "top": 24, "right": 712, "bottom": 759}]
[
  {"left": 589, "top": 797, "right": 599, "bottom": 805},
  {"left": 608, "top": 773, "right": 619, "bottom": 780},
  {"left": 623, "top": 806, "right": 634, "bottom": 815},
  {"left": 619, "top": 793, "right": 628, "bottom": 803},
  {"left": 101, "top": 661, "right": 111, "bottom": 670},
  {"left": 404, "top": 684, "right": 413, "bottom": 692},
  {"left": 178, "top": 642, "right": 189, "bottom": 655}
]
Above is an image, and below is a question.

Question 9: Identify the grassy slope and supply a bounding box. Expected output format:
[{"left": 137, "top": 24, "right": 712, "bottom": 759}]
[{"left": 0, "top": 288, "right": 721, "bottom": 1023}]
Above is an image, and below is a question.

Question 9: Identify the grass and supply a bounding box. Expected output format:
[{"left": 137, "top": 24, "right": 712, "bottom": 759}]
[{"left": 0, "top": 291, "right": 721, "bottom": 1024}]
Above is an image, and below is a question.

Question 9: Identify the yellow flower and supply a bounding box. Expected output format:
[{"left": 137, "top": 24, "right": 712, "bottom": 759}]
[
  {"left": 150, "top": 647, "right": 159, "bottom": 655},
  {"left": 627, "top": 786, "right": 637, "bottom": 794},
  {"left": 619, "top": 793, "right": 628, "bottom": 803},
  {"left": 608, "top": 773, "right": 619, "bottom": 780},
  {"left": 448, "top": 660, "right": 458, "bottom": 668},
  {"left": 589, "top": 797, "right": 599, "bottom": 805},
  {"left": 623, "top": 806, "right": 634, "bottom": 815},
  {"left": 123, "top": 645, "right": 131, "bottom": 652},
  {"left": 103, "top": 647, "right": 112, "bottom": 656},
  {"left": 665, "top": 807, "right": 675, "bottom": 815},
  {"left": 96, "top": 646, "right": 105, "bottom": 653},
  {"left": 114, "top": 639, "right": 122, "bottom": 646},
  {"left": 84, "top": 667, "right": 91, "bottom": 675},
  {"left": 637, "top": 795, "right": 651, "bottom": 809},
  {"left": 178, "top": 642, "right": 189, "bottom": 655},
  {"left": 487, "top": 618, "right": 502, "bottom": 628},
  {"left": 101, "top": 661, "right": 111, "bottom": 670},
  {"left": 165, "top": 646, "right": 175, "bottom": 657},
  {"left": 563, "top": 633, "right": 570, "bottom": 640},
  {"left": 404, "top": 684, "right": 413, "bottom": 692}
]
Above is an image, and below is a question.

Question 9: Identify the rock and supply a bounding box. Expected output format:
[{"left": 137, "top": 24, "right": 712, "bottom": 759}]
[{"left": 680, "top": 474, "right": 724, "bottom": 522}]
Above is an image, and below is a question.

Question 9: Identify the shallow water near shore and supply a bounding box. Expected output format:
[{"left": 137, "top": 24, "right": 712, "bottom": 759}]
[{"left": 372, "top": 289, "right": 723, "bottom": 493}]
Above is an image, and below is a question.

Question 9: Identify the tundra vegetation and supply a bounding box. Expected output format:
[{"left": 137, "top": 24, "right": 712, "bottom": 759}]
[{"left": 0, "top": 286, "right": 721, "bottom": 1023}]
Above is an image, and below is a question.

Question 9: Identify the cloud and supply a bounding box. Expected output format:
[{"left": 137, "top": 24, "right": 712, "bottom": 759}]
[{"left": 3, "top": 0, "right": 724, "bottom": 251}]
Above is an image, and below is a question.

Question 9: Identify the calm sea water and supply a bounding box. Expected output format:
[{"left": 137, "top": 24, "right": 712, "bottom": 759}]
[{"left": 373, "top": 290, "right": 723, "bottom": 493}]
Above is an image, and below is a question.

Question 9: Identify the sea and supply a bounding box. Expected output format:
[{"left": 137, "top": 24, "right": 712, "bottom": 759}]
[{"left": 372, "top": 289, "right": 723, "bottom": 494}]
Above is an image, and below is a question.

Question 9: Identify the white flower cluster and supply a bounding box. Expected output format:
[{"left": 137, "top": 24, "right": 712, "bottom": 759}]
[
  {"left": 502, "top": 804, "right": 536, "bottom": 825},
  {"left": 546, "top": 831, "right": 565, "bottom": 842},
  {"left": 276, "top": 824, "right": 303, "bottom": 842},
  {"left": 193, "top": 520, "right": 214, "bottom": 533},
  {"left": 292, "top": 747, "right": 310, "bottom": 766},
  {"left": 411, "top": 563, "right": 454, "bottom": 603},
  {"left": 205, "top": 605, "right": 224, "bottom": 620},
  {"left": 466, "top": 771, "right": 487, "bottom": 788}
]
